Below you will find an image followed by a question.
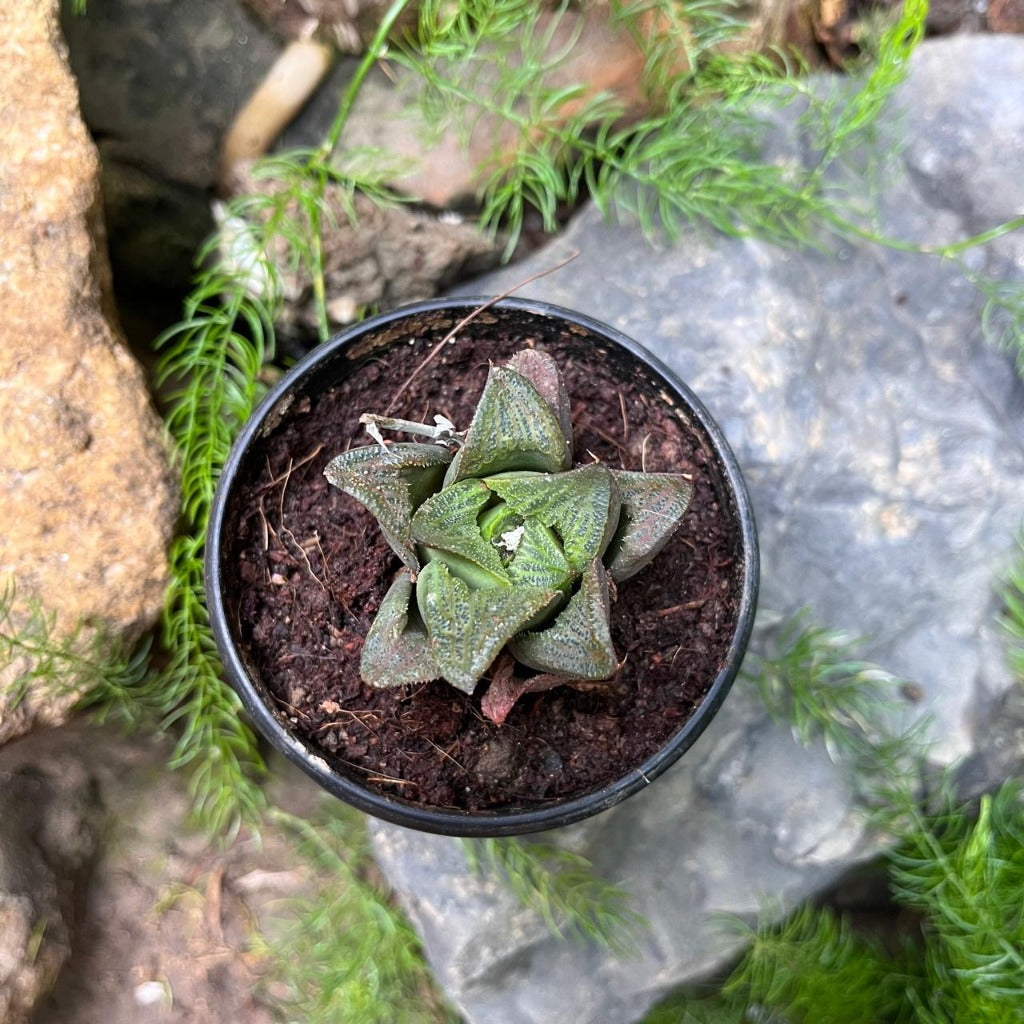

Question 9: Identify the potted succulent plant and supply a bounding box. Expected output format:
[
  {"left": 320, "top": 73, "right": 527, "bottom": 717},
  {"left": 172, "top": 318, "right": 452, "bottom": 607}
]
[{"left": 207, "top": 297, "right": 758, "bottom": 836}]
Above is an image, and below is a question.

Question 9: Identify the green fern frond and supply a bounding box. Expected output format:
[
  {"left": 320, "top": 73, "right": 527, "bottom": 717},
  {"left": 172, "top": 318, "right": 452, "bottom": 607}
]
[
  {"left": 723, "top": 602, "right": 1024, "bottom": 1024},
  {"left": 643, "top": 779, "right": 1024, "bottom": 1024},
  {"left": 975, "top": 274, "right": 1024, "bottom": 383},
  {"left": 154, "top": 276, "right": 277, "bottom": 836},
  {"left": 887, "top": 780, "right": 1024, "bottom": 1007},
  {"left": 149, "top": 6, "right": 416, "bottom": 837},
  {"left": 258, "top": 806, "right": 457, "bottom": 1024},
  {"left": 743, "top": 614, "right": 925, "bottom": 794},
  {"left": 403, "top": 0, "right": 1024, "bottom": 374},
  {"left": 722, "top": 903, "right": 921, "bottom": 1024},
  {"left": 1002, "top": 533, "right": 1024, "bottom": 680},
  {"left": 400, "top": 0, "right": 931, "bottom": 255},
  {"left": 639, "top": 989, "right": 750, "bottom": 1024},
  {"left": 460, "top": 835, "right": 647, "bottom": 955},
  {"left": 0, "top": 581, "right": 153, "bottom": 724},
  {"left": 817, "top": 0, "right": 925, "bottom": 164}
]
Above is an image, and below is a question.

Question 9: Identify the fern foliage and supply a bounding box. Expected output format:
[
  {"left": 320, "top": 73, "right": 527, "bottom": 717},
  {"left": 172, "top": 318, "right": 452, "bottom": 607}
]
[
  {"left": 151, "top": 8, "right": 410, "bottom": 836},
  {"left": 743, "top": 615, "right": 924, "bottom": 799},
  {"left": 889, "top": 783, "right": 1024, "bottom": 1016},
  {"left": 397, "top": 0, "right": 925, "bottom": 251},
  {"left": 0, "top": 583, "right": 151, "bottom": 721},
  {"left": 401, "top": 0, "right": 1024, "bottom": 366},
  {"left": 461, "top": 835, "right": 647, "bottom": 955},
  {"left": 1002, "top": 533, "right": 1024, "bottom": 680},
  {"left": 721, "top": 903, "right": 921, "bottom": 1024},
  {"left": 643, "top": 588, "right": 1024, "bottom": 1024},
  {"left": 257, "top": 806, "right": 458, "bottom": 1024}
]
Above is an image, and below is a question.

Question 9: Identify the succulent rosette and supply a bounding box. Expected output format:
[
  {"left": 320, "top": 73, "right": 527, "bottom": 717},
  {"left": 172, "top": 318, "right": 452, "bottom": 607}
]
[{"left": 325, "top": 349, "right": 692, "bottom": 717}]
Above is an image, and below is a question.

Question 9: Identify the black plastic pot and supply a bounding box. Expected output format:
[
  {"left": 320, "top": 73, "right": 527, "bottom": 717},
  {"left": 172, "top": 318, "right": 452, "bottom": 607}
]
[{"left": 207, "top": 297, "right": 759, "bottom": 836}]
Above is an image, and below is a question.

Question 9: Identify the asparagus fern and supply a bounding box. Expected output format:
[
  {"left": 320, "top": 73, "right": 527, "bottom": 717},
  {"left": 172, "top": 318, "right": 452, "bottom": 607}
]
[
  {"left": 256, "top": 805, "right": 458, "bottom": 1024},
  {"left": 461, "top": 835, "right": 647, "bottom": 955}
]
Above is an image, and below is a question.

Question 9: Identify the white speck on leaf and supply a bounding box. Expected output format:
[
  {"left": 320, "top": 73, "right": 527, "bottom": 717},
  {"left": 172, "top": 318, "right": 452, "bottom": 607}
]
[{"left": 499, "top": 525, "right": 525, "bottom": 553}]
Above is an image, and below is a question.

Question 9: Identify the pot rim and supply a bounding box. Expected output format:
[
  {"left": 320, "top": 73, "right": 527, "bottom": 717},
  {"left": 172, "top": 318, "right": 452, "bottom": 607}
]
[{"left": 207, "top": 295, "right": 759, "bottom": 836}]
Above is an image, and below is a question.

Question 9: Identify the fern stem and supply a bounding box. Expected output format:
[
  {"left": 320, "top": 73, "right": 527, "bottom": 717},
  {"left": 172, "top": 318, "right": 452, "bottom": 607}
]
[{"left": 320, "top": 0, "right": 413, "bottom": 161}]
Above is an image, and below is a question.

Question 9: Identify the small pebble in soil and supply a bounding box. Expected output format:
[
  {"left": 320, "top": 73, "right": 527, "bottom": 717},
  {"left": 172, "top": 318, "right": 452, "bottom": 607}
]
[{"left": 133, "top": 981, "right": 171, "bottom": 1008}]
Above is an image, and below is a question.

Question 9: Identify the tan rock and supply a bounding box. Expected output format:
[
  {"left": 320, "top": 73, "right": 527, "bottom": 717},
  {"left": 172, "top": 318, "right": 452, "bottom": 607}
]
[
  {"left": 0, "top": 0, "right": 177, "bottom": 746},
  {"left": 988, "top": 0, "right": 1024, "bottom": 32},
  {"left": 224, "top": 171, "right": 500, "bottom": 333}
]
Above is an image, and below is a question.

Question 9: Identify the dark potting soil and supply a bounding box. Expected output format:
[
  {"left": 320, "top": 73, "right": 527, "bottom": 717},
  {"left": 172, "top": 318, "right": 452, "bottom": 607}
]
[{"left": 229, "top": 322, "right": 744, "bottom": 812}]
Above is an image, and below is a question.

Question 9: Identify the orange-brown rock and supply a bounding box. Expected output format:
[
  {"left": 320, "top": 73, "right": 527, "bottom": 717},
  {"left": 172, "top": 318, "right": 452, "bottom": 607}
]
[{"left": 0, "top": 0, "right": 177, "bottom": 752}]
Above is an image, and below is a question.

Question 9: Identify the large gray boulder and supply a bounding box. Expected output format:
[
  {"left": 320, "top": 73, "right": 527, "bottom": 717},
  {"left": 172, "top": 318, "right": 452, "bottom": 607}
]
[{"left": 370, "top": 35, "right": 1024, "bottom": 1024}]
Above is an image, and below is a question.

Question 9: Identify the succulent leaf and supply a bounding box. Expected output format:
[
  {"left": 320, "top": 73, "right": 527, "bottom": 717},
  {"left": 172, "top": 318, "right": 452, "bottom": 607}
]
[
  {"left": 411, "top": 478, "right": 511, "bottom": 588},
  {"left": 509, "top": 560, "right": 618, "bottom": 680},
  {"left": 478, "top": 502, "right": 523, "bottom": 545},
  {"left": 485, "top": 464, "right": 621, "bottom": 573},
  {"left": 445, "top": 364, "right": 572, "bottom": 484},
  {"left": 324, "top": 443, "right": 452, "bottom": 570},
  {"left": 504, "top": 517, "right": 574, "bottom": 592},
  {"left": 507, "top": 349, "right": 573, "bottom": 448},
  {"left": 415, "top": 561, "right": 557, "bottom": 694},
  {"left": 605, "top": 471, "right": 694, "bottom": 582},
  {"left": 479, "top": 658, "right": 571, "bottom": 726},
  {"left": 360, "top": 571, "right": 438, "bottom": 687}
]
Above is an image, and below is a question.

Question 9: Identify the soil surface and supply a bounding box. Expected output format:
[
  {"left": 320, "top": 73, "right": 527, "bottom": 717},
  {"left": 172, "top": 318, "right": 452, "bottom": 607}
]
[{"left": 228, "top": 316, "right": 745, "bottom": 813}]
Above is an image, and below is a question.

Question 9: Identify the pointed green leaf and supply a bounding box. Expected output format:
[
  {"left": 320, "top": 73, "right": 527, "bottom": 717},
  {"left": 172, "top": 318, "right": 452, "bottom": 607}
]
[
  {"left": 478, "top": 502, "right": 522, "bottom": 544},
  {"left": 415, "top": 561, "right": 557, "bottom": 694},
  {"left": 445, "top": 365, "right": 571, "bottom": 484},
  {"left": 325, "top": 443, "right": 452, "bottom": 570},
  {"left": 411, "top": 478, "right": 511, "bottom": 588},
  {"left": 360, "top": 571, "right": 439, "bottom": 688},
  {"left": 507, "top": 349, "right": 572, "bottom": 449},
  {"left": 509, "top": 560, "right": 618, "bottom": 680},
  {"left": 605, "top": 471, "right": 693, "bottom": 582},
  {"left": 486, "top": 464, "right": 621, "bottom": 573},
  {"left": 506, "top": 517, "right": 573, "bottom": 591}
]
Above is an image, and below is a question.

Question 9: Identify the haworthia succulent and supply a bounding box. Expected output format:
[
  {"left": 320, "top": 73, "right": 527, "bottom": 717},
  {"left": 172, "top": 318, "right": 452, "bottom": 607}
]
[
  {"left": 324, "top": 349, "right": 693, "bottom": 719},
  {"left": 444, "top": 364, "right": 571, "bottom": 485},
  {"left": 605, "top": 470, "right": 694, "bottom": 582},
  {"left": 412, "top": 478, "right": 511, "bottom": 588},
  {"left": 507, "top": 348, "right": 573, "bottom": 446},
  {"left": 485, "top": 464, "right": 621, "bottom": 574},
  {"left": 360, "top": 570, "right": 438, "bottom": 688}
]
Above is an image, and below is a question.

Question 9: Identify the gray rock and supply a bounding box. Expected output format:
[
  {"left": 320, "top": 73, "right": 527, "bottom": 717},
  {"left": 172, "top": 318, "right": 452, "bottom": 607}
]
[
  {"left": 0, "top": 732, "right": 101, "bottom": 1024},
  {"left": 370, "top": 36, "right": 1024, "bottom": 1024},
  {"left": 62, "top": 0, "right": 279, "bottom": 295},
  {"left": 62, "top": 0, "right": 277, "bottom": 192}
]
